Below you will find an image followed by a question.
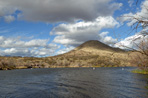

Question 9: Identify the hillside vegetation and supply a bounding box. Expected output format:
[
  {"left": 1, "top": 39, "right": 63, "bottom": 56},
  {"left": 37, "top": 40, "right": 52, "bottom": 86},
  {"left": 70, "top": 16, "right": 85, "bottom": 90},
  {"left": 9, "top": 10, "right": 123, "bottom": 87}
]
[{"left": 0, "top": 40, "right": 135, "bottom": 70}]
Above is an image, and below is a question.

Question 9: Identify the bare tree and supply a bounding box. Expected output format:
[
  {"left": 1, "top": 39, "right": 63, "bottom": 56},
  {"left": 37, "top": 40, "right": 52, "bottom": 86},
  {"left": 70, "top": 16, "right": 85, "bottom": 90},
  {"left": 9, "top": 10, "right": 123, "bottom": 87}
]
[{"left": 122, "top": 0, "right": 148, "bottom": 70}]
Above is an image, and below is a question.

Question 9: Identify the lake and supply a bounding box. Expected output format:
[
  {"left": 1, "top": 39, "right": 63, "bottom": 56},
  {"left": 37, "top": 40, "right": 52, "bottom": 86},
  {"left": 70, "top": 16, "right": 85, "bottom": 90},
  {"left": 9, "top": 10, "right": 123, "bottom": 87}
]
[{"left": 0, "top": 67, "right": 148, "bottom": 98}]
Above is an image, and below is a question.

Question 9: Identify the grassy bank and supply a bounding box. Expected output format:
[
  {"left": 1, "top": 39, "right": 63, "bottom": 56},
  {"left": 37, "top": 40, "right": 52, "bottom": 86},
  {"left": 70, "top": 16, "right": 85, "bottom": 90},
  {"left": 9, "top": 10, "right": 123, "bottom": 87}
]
[{"left": 131, "top": 69, "right": 148, "bottom": 74}]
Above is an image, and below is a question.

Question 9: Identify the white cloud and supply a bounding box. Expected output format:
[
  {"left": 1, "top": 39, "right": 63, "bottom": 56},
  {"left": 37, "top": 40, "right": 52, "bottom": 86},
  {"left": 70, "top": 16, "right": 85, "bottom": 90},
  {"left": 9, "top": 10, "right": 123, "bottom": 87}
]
[
  {"left": 33, "top": 48, "right": 56, "bottom": 57},
  {"left": 0, "top": 36, "right": 60, "bottom": 57},
  {"left": 99, "top": 31, "right": 109, "bottom": 37},
  {"left": 0, "top": 0, "right": 122, "bottom": 22},
  {"left": 3, "top": 48, "right": 30, "bottom": 56},
  {"left": 98, "top": 31, "right": 117, "bottom": 46},
  {"left": 25, "top": 39, "right": 49, "bottom": 48},
  {"left": 4, "top": 15, "right": 15, "bottom": 23},
  {"left": 118, "top": 0, "right": 148, "bottom": 26},
  {"left": 117, "top": 13, "right": 134, "bottom": 25},
  {"left": 51, "top": 16, "right": 119, "bottom": 46},
  {"left": 0, "top": 37, "right": 50, "bottom": 48},
  {"left": 56, "top": 46, "right": 74, "bottom": 55},
  {"left": 115, "top": 0, "right": 148, "bottom": 49},
  {"left": 102, "top": 36, "right": 117, "bottom": 45},
  {"left": 115, "top": 33, "right": 147, "bottom": 49},
  {"left": 128, "top": 0, "right": 134, "bottom": 7}
]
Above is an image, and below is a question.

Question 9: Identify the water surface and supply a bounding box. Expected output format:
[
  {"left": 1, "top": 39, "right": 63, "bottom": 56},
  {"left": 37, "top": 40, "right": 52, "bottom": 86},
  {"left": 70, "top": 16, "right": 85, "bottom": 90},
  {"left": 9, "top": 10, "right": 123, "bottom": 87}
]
[{"left": 0, "top": 67, "right": 148, "bottom": 98}]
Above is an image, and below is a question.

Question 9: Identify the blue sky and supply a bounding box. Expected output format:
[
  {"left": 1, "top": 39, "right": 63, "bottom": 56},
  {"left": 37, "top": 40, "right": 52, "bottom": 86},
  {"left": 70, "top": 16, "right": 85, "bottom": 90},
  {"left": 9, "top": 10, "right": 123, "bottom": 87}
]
[{"left": 0, "top": 0, "right": 147, "bottom": 57}]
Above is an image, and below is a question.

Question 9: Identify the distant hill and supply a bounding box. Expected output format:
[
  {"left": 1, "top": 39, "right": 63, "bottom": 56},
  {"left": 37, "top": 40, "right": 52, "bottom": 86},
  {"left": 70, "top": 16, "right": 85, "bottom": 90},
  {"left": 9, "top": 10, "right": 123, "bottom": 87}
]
[
  {"left": 74, "top": 40, "right": 125, "bottom": 52},
  {"left": 0, "top": 40, "right": 133, "bottom": 70},
  {"left": 50, "top": 40, "right": 131, "bottom": 67},
  {"left": 56, "top": 40, "right": 125, "bottom": 57}
]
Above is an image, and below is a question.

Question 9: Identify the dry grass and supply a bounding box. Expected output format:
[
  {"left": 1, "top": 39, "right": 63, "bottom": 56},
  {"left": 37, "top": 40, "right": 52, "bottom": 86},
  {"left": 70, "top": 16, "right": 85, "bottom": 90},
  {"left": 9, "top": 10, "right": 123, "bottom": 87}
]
[
  {"left": 129, "top": 51, "right": 148, "bottom": 70},
  {"left": 0, "top": 40, "right": 134, "bottom": 70}
]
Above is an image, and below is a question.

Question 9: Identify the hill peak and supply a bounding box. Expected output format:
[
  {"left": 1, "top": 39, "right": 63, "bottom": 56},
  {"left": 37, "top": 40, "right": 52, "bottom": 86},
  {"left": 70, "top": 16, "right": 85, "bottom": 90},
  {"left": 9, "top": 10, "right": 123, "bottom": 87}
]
[{"left": 74, "top": 40, "right": 124, "bottom": 52}]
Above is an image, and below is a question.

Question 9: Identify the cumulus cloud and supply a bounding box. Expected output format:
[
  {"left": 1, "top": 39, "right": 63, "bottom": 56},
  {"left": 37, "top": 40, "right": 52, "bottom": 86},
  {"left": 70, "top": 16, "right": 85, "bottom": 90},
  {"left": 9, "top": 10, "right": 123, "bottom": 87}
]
[
  {"left": 0, "top": 0, "right": 122, "bottom": 22},
  {"left": 3, "top": 48, "right": 30, "bottom": 57},
  {"left": 115, "top": 0, "right": 148, "bottom": 49},
  {"left": 118, "top": 0, "right": 148, "bottom": 26},
  {"left": 56, "top": 46, "right": 74, "bottom": 55},
  {"left": 0, "top": 36, "right": 49, "bottom": 48},
  {"left": 51, "top": 16, "right": 119, "bottom": 46},
  {"left": 0, "top": 36, "right": 60, "bottom": 57},
  {"left": 99, "top": 31, "right": 117, "bottom": 45},
  {"left": 4, "top": 15, "right": 15, "bottom": 23},
  {"left": 115, "top": 33, "right": 148, "bottom": 49}
]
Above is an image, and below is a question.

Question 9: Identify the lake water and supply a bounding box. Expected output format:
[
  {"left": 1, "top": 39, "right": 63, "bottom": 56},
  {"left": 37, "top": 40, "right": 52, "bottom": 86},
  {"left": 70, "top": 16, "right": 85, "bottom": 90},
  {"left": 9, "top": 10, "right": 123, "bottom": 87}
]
[{"left": 0, "top": 67, "right": 148, "bottom": 98}]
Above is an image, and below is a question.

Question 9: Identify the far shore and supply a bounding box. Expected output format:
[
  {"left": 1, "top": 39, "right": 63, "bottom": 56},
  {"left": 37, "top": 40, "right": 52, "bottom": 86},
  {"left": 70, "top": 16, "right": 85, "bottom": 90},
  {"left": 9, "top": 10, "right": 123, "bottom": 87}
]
[
  {"left": 0, "top": 65, "right": 136, "bottom": 71},
  {"left": 2, "top": 65, "right": 147, "bottom": 75}
]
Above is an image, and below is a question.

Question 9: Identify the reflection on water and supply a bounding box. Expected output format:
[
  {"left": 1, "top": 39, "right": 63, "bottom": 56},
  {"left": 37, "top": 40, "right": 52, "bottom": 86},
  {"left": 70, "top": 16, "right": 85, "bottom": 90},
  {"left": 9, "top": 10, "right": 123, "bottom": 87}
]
[{"left": 0, "top": 67, "right": 148, "bottom": 98}]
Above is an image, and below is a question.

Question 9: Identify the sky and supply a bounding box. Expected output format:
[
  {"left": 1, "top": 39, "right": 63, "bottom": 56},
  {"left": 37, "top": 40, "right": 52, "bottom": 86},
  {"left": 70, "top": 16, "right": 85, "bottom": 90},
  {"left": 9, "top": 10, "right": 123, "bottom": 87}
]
[{"left": 0, "top": 0, "right": 148, "bottom": 57}]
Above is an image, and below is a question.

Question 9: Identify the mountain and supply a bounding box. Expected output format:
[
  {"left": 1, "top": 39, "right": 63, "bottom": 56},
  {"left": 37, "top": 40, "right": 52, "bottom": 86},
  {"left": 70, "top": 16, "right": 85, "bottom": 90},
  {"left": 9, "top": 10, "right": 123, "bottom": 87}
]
[
  {"left": 0, "top": 40, "right": 132, "bottom": 70},
  {"left": 58, "top": 40, "right": 125, "bottom": 57},
  {"left": 50, "top": 40, "right": 130, "bottom": 67},
  {"left": 74, "top": 40, "right": 125, "bottom": 52}
]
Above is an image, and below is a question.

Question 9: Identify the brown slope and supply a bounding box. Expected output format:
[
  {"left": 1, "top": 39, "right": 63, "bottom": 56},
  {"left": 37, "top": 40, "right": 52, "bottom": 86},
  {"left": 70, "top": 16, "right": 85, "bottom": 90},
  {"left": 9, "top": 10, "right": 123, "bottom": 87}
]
[
  {"left": 74, "top": 40, "right": 125, "bottom": 52},
  {"left": 55, "top": 40, "right": 126, "bottom": 58},
  {"left": 51, "top": 40, "right": 130, "bottom": 67}
]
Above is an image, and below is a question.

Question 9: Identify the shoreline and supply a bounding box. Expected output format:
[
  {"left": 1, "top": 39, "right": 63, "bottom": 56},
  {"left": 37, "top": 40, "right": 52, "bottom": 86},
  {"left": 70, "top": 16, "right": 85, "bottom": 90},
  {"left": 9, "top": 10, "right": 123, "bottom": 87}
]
[{"left": 0, "top": 66, "right": 136, "bottom": 71}]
